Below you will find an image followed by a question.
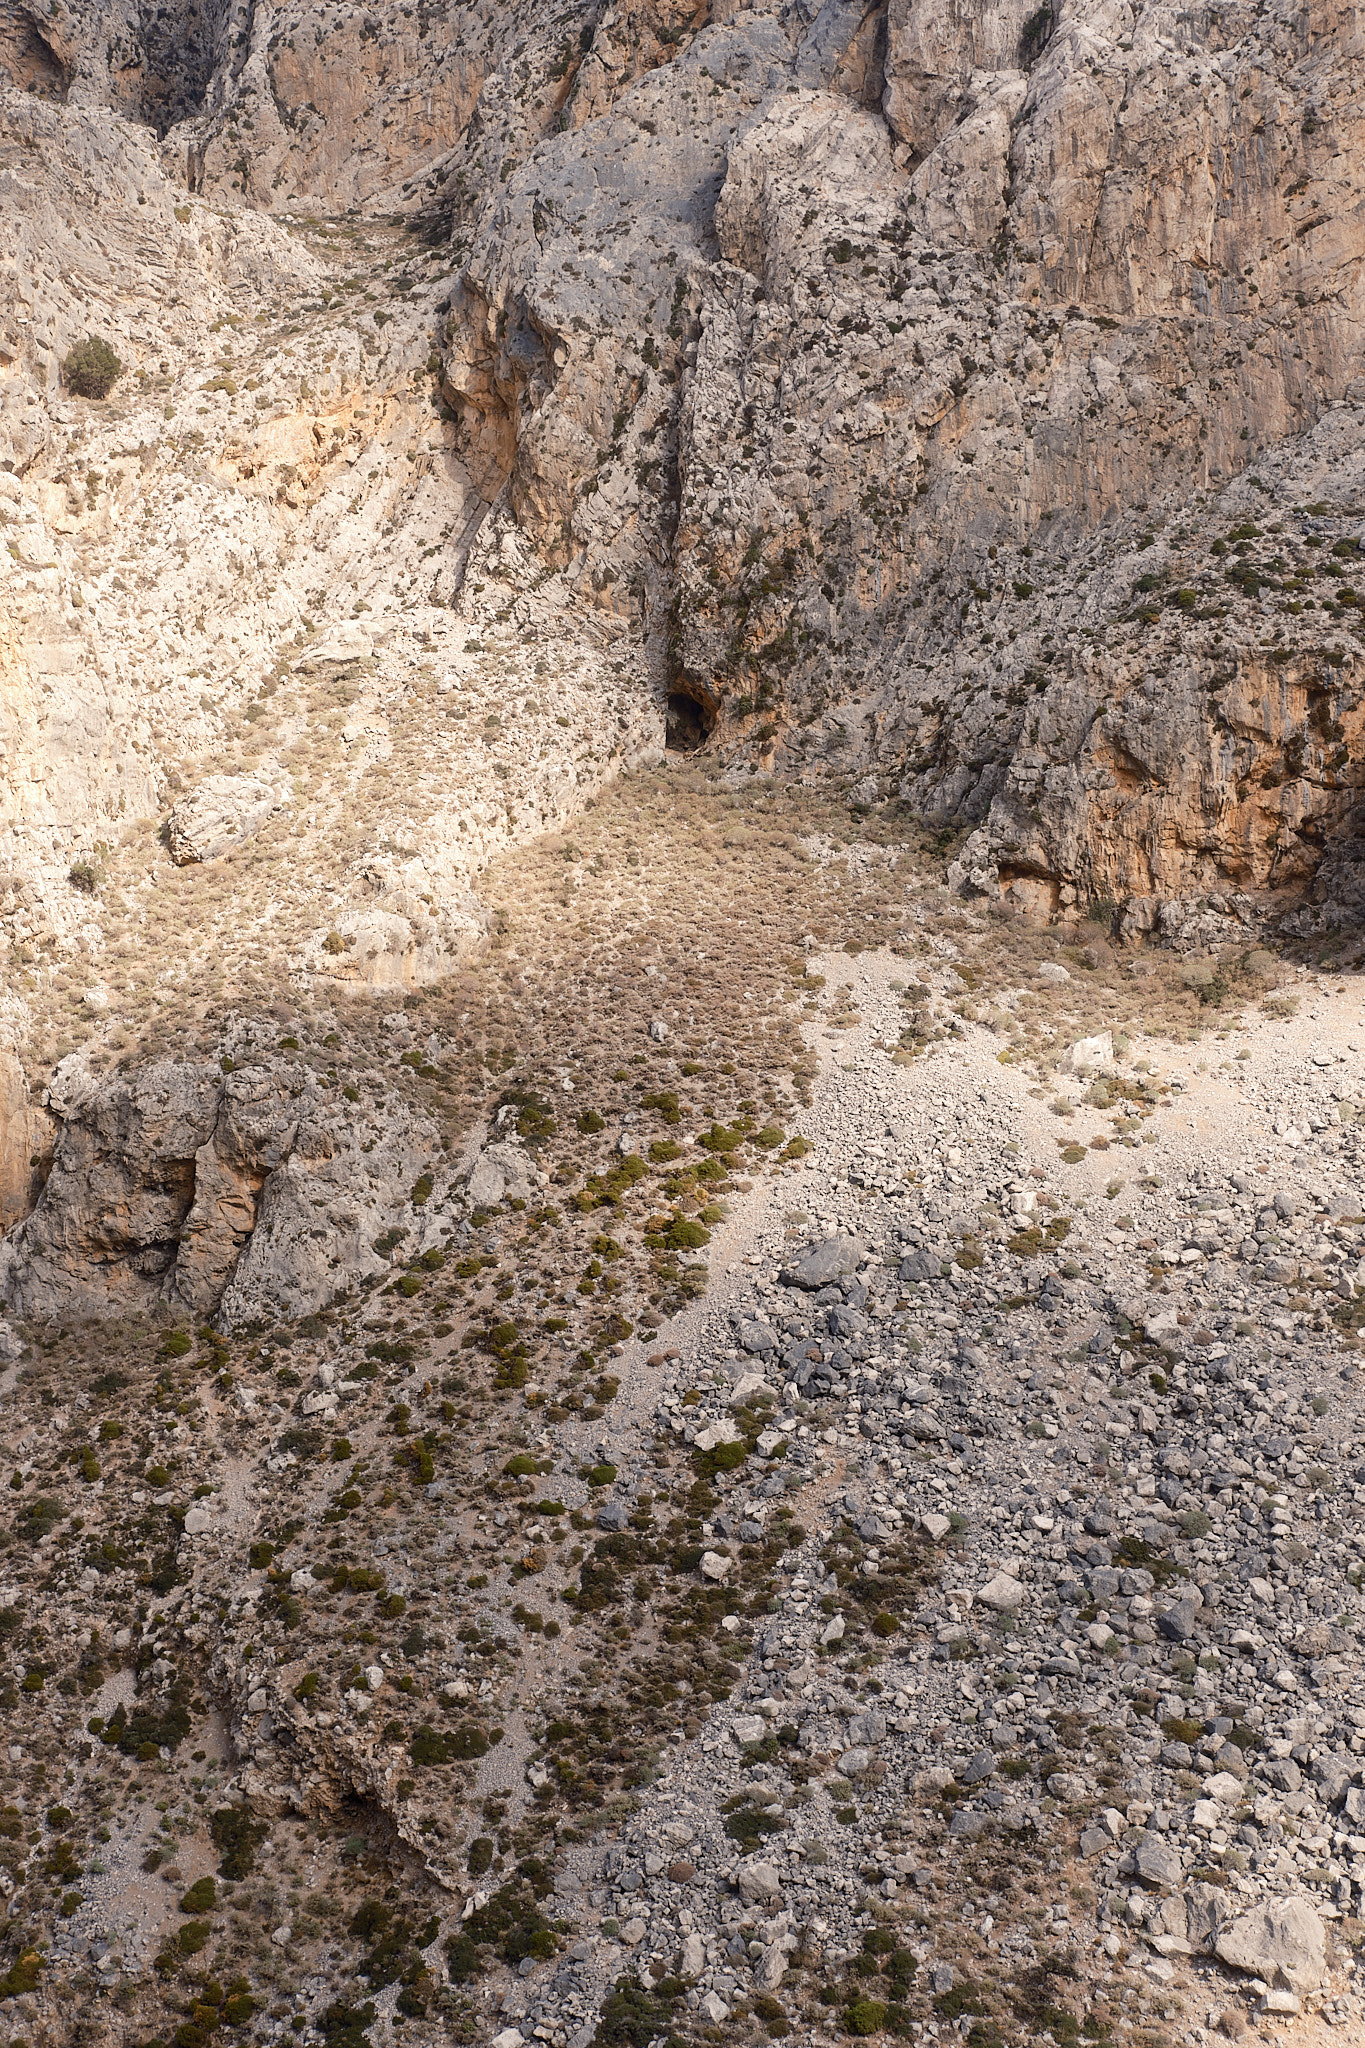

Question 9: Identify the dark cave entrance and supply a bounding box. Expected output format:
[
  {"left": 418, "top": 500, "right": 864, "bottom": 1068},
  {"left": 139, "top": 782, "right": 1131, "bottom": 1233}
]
[
  {"left": 665, "top": 687, "right": 716, "bottom": 753},
  {"left": 1, "top": 9, "right": 71, "bottom": 100}
]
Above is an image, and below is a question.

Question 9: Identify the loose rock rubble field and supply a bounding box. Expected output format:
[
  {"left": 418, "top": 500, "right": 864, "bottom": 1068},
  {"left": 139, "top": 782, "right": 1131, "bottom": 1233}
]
[{"left": 3, "top": 773, "right": 1365, "bottom": 2048}]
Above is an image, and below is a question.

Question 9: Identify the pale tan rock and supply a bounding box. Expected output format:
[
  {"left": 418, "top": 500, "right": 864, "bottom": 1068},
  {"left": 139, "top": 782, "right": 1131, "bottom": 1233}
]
[
  {"left": 466, "top": 1140, "right": 537, "bottom": 1209},
  {"left": 0, "top": 1046, "right": 48, "bottom": 1234},
  {"left": 166, "top": 766, "right": 291, "bottom": 865},
  {"left": 1214, "top": 1895, "right": 1327, "bottom": 1994},
  {"left": 884, "top": 0, "right": 1040, "bottom": 159}
]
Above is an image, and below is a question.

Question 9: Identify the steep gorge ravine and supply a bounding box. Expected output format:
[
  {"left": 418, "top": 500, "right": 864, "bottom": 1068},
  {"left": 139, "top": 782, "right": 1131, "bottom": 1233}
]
[{"left": 3, "top": 4, "right": 1365, "bottom": 2048}]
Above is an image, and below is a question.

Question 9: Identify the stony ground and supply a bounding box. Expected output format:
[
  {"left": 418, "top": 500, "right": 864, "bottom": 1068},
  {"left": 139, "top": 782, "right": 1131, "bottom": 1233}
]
[{"left": 2, "top": 769, "right": 1364, "bottom": 2048}]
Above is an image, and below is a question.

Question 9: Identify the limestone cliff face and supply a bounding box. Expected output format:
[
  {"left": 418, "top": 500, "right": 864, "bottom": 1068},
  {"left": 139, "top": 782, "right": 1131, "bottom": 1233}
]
[
  {"left": 5, "top": 0, "right": 1361, "bottom": 925},
  {"left": 0, "top": 1043, "right": 47, "bottom": 1232},
  {"left": 423, "top": 0, "right": 1365, "bottom": 904}
]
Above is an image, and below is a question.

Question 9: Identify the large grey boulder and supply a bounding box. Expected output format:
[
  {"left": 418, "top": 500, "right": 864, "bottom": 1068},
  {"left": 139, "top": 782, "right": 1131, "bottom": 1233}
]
[
  {"left": 735, "top": 1860, "right": 782, "bottom": 1907},
  {"left": 1156, "top": 1594, "right": 1202, "bottom": 1641},
  {"left": 1132, "top": 1834, "right": 1182, "bottom": 1889},
  {"left": 977, "top": 1572, "right": 1027, "bottom": 1614},
  {"left": 467, "top": 1140, "right": 538, "bottom": 1209},
  {"left": 1311, "top": 1752, "right": 1357, "bottom": 1805},
  {"left": 1183, "top": 1881, "right": 1236, "bottom": 1951},
  {"left": 898, "top": 1247, "right": 940, "bottom": 1282},
  {"left": 1214, "top": 1896, "right": 1327, "bottom": 1993},
  {"left": 166, "top": 765, "right": 291, "bottom": 865},
  {"left": 780, "top": 1234, "right": 865, "bottom": 1290}
]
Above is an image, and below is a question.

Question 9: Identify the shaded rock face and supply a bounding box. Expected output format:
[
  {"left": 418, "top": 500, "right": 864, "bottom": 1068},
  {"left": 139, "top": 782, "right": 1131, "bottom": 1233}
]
[
  {"left": 408, "top": 0, "right": 1365, "bottom": 910},
  {"left": 0, "top": 1046, "right": 48, "bottom": 1234},
  {"left": 0, "top": 1058, "right": 440, "bottom": 1327},
  {"left": 0, "top": 0, "right": 227, "bottom": 131}
]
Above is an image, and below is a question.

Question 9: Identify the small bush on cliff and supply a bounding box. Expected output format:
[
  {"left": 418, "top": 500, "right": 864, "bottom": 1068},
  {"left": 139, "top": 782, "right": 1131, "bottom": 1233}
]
[{"left": 64, "top": 335, "right": 123, "bottom": 399}]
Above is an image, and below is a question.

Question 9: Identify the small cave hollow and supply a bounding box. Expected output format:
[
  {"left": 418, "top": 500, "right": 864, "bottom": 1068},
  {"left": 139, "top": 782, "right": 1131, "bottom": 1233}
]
[
  {"left": 665, "top": 686, "right": 716, "bottom": 753},
  {"left": 0, "top": 6, "right": 71, "bottom": 99}
]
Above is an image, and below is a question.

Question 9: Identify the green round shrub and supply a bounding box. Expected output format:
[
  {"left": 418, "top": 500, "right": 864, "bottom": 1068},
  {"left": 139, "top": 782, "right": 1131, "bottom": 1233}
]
[
  {"left": 64, "top": 335, "right": 123, "bottom": 398},
  {"left": 845, "top": 1999, "right": 888, "bottom": 2036}
]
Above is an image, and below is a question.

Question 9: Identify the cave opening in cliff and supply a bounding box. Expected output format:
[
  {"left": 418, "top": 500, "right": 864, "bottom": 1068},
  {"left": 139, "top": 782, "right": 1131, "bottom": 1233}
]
[
  {"left": 665, "top": 687, "right": 715, "bottom": 753},
  {"left": 1, "top": 9, "right": 71, "bottom": 100}
]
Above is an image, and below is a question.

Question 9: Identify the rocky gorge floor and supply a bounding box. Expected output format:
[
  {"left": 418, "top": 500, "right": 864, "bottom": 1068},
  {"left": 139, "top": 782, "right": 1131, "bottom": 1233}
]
[{"left": 2, "top": 779, "right": 1365, "bottom": 2048}]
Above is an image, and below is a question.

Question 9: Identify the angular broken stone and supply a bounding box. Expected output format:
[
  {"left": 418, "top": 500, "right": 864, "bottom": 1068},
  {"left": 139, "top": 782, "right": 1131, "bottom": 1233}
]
[
  {"left": 467, "top": 1140, "right": 535, "bottom": 1209},
  {"left": 779, "top": 1234, "right": 865, "bottom": 1290},
  {"left": 1183, "top": 1880, "right": 1235, "bottom": 1951},
  {"left": 1156, "top": 1595, "right": 1201, "bottom": 1641},
  {"left": 977, "top": 1571, "right": 1027, "bottom": 1614},
  {"left": 1214, "top": 1895, "right": 1326, "bottom": 1993},
  {"left": 166, "top": 765, "right": 291, "bottom": 865},
  {"left": 1066, "top": 1032, "right": 1113, "bottom": 1071},
  {"left": 693, "top": 1419, "right": 744, "bottom": 1453},
  {"left": 898, "top": 1247, "right": 940, "bottom": 1282},
  {"left": 736, "top": 1859, "right": 783, "bottom": 1905},
  {"left": 728, "top": 1370, "right": 771, "bottom": 1407},
  {"left": 1132, "top": 1833, "right": 1183, "bottom": 1889},
  {"left": 1311, "top": 1752, "right": 1357, "bottom": 1804}
]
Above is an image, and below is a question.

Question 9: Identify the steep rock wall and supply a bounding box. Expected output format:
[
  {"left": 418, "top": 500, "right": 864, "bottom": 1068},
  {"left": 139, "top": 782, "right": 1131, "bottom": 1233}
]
[{"left": 0, "top": 1054, "right": 444, "bottom": 1326}]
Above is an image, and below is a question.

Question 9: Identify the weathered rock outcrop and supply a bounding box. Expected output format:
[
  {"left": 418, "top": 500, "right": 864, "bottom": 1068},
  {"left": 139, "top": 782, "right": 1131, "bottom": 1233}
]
[
  {"left": 420, "top": 0, "right": 1365, "bottom": 905},
  {"left": 0, "top": 1055, "right": 443, "bottom": 1326},
  {"left": 0, "top": 1043, "right": 47, "bottom": 1232},
  {"left": 166, "top": 764, "right": 291, "bottom": 865}
]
